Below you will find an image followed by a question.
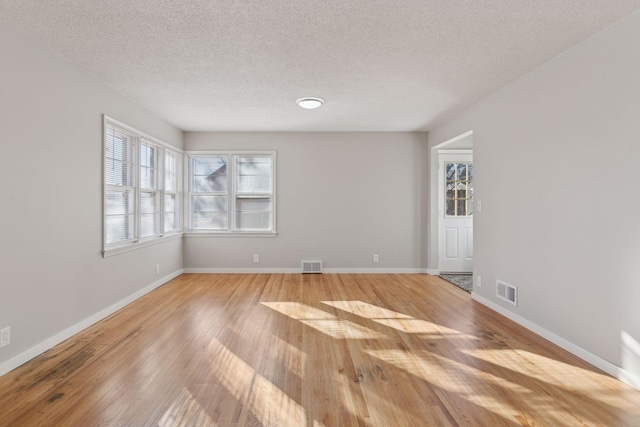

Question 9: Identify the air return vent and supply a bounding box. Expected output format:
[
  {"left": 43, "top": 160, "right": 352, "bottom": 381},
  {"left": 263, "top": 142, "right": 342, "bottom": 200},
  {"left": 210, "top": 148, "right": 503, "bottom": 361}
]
[
  {"left": 301, "top": 260, "right": 323, "bottom": 274},
  {"left": 496, "top": 280, "right": 517, "bottom": 306}
]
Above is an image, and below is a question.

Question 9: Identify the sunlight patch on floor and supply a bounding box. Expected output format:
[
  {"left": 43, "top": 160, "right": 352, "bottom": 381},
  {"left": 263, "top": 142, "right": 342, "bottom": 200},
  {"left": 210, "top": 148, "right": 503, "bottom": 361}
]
[
  {"left": 322, "top": 300, "right": 414, "bottom": 319},
  {"left": 322, "top": 300, "right": 478, "bottom": 338},
  {"left": 365, "top": 347, "right": 580, "bottom": 425},
  {"left": 159, "top": 387, "right": 213, "bottom": 426},
  {"left": 262, "top": 302, "right": 386, "bottom": 340},
  {"left": 204, "top": 337, "right": 319, "bottom": 426},
  {"left": 462, "top": 347, "right": 640, "bottom": 414}
]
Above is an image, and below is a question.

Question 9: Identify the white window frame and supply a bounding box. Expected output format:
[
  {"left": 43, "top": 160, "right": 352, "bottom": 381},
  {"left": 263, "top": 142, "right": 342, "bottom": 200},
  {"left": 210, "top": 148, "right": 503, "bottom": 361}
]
[
  {"left": 185, "top": 151, "right": 276, "bottom": 236},
  {"left": 103, "top": 116, "right": 183, "bottom": 256},
  {"left": 163, "top": 149, "right": 182, "bottom": 234},
  {"left": 139, "top": 138, "right": 163, "bottom": 239}
]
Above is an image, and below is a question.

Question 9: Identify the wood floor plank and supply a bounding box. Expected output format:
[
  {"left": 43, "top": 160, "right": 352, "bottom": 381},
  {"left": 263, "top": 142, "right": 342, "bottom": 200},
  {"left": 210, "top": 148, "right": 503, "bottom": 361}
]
[{"left": 0, "top": 273, "right": 639, "bottom": 426}]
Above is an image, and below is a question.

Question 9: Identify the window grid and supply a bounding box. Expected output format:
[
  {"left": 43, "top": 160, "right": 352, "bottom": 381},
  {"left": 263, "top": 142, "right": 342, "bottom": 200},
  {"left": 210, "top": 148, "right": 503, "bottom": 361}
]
[
  {"left": 445, "top": 162, "right": 473, "bottom": 217},
  {"left": 103, "top": 117, "right": 183, "bottom": 254},
  {"left": 140, "top": 139, "right": 162, "bottom": 238},
  {"left": 187, "top": 152, "right": 275, "bottom": 234}
]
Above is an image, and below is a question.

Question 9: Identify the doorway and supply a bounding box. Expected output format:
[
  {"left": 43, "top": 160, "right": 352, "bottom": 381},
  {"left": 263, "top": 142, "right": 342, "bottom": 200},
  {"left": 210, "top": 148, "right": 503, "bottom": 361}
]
[{"left": 431, "top": 131, "right": 474, "bottom": 274}]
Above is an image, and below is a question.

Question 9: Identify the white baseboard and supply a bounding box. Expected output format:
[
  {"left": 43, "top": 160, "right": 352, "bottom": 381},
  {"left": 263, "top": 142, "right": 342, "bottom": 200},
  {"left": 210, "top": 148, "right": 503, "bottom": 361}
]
[
  {"left": 184, "top": 268, "right": 300, "bottom": 274},
  {"left": 619, "top": 369, "right": 640, "bottom": 391},
  {"left": 0, "top": 269, "right": 183, "bottom": 377},
  {"left": 324, "top": 268, "right": 427, "bottom": 274},
  {"left": 183, "top": 268, "right": 428, "bottom": 274},
  {"left": 472, "top": 293, "right": 640, "bottom": 392},
  {"left": 426, "top": 269, "right": 440, "bottom": 275}
]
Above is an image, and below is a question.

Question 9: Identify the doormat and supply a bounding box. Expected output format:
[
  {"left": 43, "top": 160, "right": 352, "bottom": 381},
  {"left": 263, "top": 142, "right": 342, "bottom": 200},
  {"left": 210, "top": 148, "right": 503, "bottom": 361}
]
[{"left": 439, "top": 274, "right": 473, "bottom": 293}]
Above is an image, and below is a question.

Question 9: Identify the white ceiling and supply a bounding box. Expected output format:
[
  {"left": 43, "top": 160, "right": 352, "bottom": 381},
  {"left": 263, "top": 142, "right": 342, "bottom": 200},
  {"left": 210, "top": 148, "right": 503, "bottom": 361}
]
[{"left": 2, "top": 1, "right": 639, "bottom": 132}]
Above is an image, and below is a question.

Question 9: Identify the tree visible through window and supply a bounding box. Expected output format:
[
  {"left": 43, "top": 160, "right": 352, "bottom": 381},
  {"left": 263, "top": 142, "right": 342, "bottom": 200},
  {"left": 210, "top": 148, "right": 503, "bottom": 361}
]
[
  {"left": 445, "top": 162, "right": 473, "bottom": 216},
  {"left": 188, "top": 152, "right": 275, "bottom": 233}
]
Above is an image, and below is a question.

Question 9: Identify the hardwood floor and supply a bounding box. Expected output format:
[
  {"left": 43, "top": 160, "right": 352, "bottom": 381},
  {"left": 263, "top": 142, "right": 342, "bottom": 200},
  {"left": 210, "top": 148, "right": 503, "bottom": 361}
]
[{"left": 0, "top": 274, "right": 639, "bottom": 426}]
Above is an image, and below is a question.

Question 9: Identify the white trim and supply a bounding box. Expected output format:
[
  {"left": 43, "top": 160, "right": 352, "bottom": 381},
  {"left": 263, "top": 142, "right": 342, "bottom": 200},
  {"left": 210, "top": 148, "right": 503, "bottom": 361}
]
[
  {"left": 432, "top": 130, "right": 473, "bottom": 149},
  {"left": 184, "top": 268, "right": 428, "bottom": 274},
  {"left": 103, "top": 115, "right": 184, "bottom": 255},
  {"left": 183, "top": 232, "right": 277, "bottom": 238},
  {"left": 0, "top": 269, "right": 183, "bottom": 377},
  {"left": 184, "top": 268, "right": 300, "bottom": 274},
  {"left": 471, "top": 293, "right": 640, "bottom": 391},
  {"left": 102, "top": 232, "right": 183, "bottom": 257},
  {"left": 324, "top": 268, "right": 428, "bottom": 274},
  {"left": 426, "top": 269, "right": 440, "bottom": 275},
  {"left": 185, "top": 151, "right": 277, "bottom": 234},
  {"left": 438, "top": 149, "right": 473, "bottom": 155},
  {"left": 619, "top": 369, "right": 640, "bottom": 391}
]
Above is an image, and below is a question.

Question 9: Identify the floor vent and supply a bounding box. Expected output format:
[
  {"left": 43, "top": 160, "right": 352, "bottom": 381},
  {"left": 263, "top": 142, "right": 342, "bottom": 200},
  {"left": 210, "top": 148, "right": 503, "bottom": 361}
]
[
  {"left": 496, "top": 280, "right": 517, "bottom": 306},
  {"left": 301, "top": 260, "right": 323, "bottom": 274}
]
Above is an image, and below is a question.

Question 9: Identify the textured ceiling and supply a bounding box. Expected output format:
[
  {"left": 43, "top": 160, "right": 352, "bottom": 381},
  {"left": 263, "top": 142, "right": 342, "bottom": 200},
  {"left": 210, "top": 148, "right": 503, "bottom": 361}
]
[{"left": 1, "top": 1, "right": 639, "bottom": 132}]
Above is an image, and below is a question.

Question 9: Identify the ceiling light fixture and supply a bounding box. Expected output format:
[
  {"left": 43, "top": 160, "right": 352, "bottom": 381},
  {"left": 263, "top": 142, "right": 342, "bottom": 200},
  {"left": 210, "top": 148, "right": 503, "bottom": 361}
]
[{"left": 296, "top": 97, "right": 324, "bottom": 110}]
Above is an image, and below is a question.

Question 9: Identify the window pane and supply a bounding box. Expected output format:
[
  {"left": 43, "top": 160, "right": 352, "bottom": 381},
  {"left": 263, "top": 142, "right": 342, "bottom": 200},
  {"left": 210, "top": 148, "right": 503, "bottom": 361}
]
[
  {"left": 236, "top": 198, "right": 272, "bottom": 230},
  {"left": 140, "top": 192, "right": 159, "bottom": 214},
  {"left": 106, "top": 190, "right": 134, "bottom": 216},
  {"left": 140, "top": 143, "right": 158, "bottom": 190},
  {"left": 105, "top": 130, "right": 135, "bottom": 186},
  {"left": 191, "top": 195, "right": 227, "bottom": 229},
  {"left": 236, "top": 157, "right": 272, "bottom": 193},
  {"left": 165, "top": 194, "right": 176, "bottom": 212},
  {"left": 105, "top": 189, "right": 136, "bottom": 244},
  {"left": 165, "top": 152, "right": 177, "bottom": 192},
  {"left": 140, "top": 213, "right": 159, "bottom": 237},
  {"left": 193, "top": 212, "right": 227, "bottom": 230},
  {"left": 140, "top": 191, "right": 160, "bottom": 237},
  {"left": 193, "top": 175, "right": 227, "bottom": 192},
  {"left": 165, "top": 194, "right": 178, "bottom": 231},
  {"left": 446, "top": 163, "right": 456, "bottom": 180},
  {"left": 446, "top": 199, "right": 455, "bottom": 216},
  {"left": 237, "top": 157, "right": 272, "bottom": 175},
  {"left": 237, "top": 176, "right": 271, "bottom": 193},
  {"left": 192, "top": 156, "right": 227, "bottom": 192},
  {"left": 457, "top": 164, "right": 467, "bottom": 180},
  {"left": 140, "top": 167, "right": 156, "bottom": 189},
  {"left": 444, "top": 161, "right": 473, "bottom": 217},
  {"left": 164, "top": 212, "right": 176, "bottom": 231},
  {"left": 106, "top": 214, "right": 135, "bottom": 244},
  {"left": 457, "top": 199, "right": 467, "bottom": 216}
]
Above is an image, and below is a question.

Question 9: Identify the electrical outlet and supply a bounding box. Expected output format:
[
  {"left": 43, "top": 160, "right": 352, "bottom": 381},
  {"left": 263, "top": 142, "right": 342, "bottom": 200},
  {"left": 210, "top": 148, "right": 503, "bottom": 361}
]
[
  {"left": 156, "top": 264, "right": 160, "bottom": 274},
  {"left": 253, "top": 254, "right": 260, "bottom": 263},
  {"left": 476, "top": 275, "right": 482, "bottom": 288},
  {"left": 0, "top": 327, "right": 10, "bottom": 348},
  {"left": 373, "top": 254, "right": 379, "bottom": 263}
]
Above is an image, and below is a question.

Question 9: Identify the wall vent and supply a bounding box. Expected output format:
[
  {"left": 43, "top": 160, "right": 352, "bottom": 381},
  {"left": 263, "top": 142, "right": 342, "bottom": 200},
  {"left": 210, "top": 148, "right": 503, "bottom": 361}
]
[
  {"left": 301, "top": 260, "right": 323, "bottom": 274},
  {"left": 496, "top": 280, "right": 517, "bottom": 306}
]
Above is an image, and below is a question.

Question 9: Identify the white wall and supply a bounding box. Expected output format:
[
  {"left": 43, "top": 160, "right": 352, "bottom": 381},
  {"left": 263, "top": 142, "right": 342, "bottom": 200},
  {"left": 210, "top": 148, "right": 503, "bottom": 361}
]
[
  {"left": 428, "top": 10, "right": 640, "bottom": 387},
  {"left": 0, "top": 21, "right": 184, "bottom": 369},
  {"left": 184, "top": 132, "right": 429, "bottom": 271}
]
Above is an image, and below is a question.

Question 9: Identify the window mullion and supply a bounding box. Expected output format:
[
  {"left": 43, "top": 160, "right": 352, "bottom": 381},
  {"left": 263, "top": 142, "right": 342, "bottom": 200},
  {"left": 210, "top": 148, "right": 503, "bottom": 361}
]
[
  {"left": 133, "top": 138, "right": 140, "bottom": 243},
  {"left": 229, "top": 154, "right": 236, "bottom": 231}
]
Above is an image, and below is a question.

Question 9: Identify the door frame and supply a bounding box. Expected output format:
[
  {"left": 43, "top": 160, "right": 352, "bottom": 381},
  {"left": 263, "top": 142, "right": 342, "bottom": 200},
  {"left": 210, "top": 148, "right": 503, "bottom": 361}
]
[
  {"left": 438, "top": 150, "right": 473, "bottom": 273},
  {"left": 427, "top": 130, "right": 474, "bottom": 275}
]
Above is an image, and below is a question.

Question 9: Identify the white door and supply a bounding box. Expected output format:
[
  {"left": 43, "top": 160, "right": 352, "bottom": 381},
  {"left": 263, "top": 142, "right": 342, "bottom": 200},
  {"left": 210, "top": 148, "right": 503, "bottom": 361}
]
[{"left": 438, "top": 154, "right": 473, "bottom": 273}]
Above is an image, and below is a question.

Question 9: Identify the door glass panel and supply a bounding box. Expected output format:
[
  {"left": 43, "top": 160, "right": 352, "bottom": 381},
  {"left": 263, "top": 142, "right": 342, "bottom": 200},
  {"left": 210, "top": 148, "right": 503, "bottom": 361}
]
[{"left": 445, "top": 162, "right": 473, "bottom": 217}]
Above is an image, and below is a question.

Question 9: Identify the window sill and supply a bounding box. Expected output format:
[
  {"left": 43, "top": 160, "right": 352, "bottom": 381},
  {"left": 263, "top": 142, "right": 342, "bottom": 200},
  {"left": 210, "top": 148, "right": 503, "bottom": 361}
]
[
  {"left": 102, "top": 233, "right": 183, "bottom": 258},
  {"left": 184, "top": 231, "right": 277, "bottom": 238}
]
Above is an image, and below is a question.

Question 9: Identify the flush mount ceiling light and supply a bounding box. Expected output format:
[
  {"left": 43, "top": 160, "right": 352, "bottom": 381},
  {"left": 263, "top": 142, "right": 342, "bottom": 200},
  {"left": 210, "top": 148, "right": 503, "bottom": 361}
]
[{"left": 296, "top": 97, "right": 324, "bottom": 110}]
